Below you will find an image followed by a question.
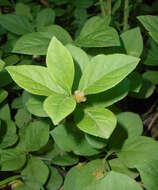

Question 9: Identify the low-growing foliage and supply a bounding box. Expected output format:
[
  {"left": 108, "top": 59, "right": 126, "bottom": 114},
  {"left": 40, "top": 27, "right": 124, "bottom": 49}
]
[{"left": 0, "top": 0, "right": 158, "bottom": 190}]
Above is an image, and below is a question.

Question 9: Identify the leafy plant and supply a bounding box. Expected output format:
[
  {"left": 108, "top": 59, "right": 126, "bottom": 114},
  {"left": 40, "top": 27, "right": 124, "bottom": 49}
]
[{"left": 0, "top": 0, "right": 158, "bottom": 190}]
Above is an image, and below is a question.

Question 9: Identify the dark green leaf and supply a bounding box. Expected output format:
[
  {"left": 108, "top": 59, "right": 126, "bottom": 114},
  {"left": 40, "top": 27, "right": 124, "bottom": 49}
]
[
  {"left": 24, "top": 121, "right": 49, "bottom": 152},
  {"left": 0, "top": 14, "right": 33, "bottom": 35}
]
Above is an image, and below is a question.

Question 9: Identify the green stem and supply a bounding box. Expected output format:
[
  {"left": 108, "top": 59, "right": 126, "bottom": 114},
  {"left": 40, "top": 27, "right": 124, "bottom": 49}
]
[
  {"left": 123, "top": 0, "right": 129, "bottom": 31},
  {"left": 0, "top": 175, "right": 21, "bottom": 187},
  {"left": 107, "top": 0, "right": 111, "bottom": 16},
  {"left": 99, "top": 0, "right": 106, "bottom": 18}
]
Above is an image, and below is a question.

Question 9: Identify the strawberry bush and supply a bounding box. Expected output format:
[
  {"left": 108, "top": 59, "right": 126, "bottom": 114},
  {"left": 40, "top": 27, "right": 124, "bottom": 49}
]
[{"left": 0, "top": 0, "right": 158, "bottom": 190}]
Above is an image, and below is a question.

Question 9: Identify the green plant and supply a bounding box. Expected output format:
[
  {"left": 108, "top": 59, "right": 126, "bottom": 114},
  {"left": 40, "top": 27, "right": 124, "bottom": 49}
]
[{"left": 0, "top": 1, "right": 158, "bottom": 190}]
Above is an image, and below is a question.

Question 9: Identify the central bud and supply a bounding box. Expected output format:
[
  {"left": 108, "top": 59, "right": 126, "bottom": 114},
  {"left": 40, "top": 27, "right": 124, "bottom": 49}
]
[{"left": 74, "top": 90, "right": 86, "bottom": 103}]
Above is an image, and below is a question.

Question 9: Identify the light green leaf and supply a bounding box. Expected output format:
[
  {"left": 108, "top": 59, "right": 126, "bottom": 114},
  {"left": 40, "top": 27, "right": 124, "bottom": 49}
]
[
  {"left": 87, "top": 79, "right": 130, "bottom": 107},
  {"left": 44, "top": 92, "right": 76, "bottom": 125},
  {"left": 46, "top": 37, "right": 74, "bottom": 94},
  {"left": 21, "top": 157, "right": 49, "bottom": 187},
  {"left": 51, "top": 124, "right": 101, "bottom": 156},
  {"left": 36, "top": 8, "right": 55, "bottom": 30},
  {"left": 79, "top": 54, "right": 140, "bottom": 95},
  {"left": 24, "top": 121, "right": 49, "bottom": 152},
  {"left": 46, "top": 166, "right": 63, "bottom": 190},
  {"left": 66, "top": 44, "right": 90, "bottom": 90},
  {"left": 143, "top": 70, "right": 158, "bottom": 85},
  {"left": 0, "top": 89, "right": 8, "bottom": 104},
  {"left": 0, "top": 14, "right": 33, "bottom": 35},
  {"left": 6, "top": 65, "right": 64, "bottom": 96},
  {"left": 0, "top": 149, "right": 26, "bottom": 171},
  {"left": 75, "top": 16, "right": 120, "bottom": 47},
  {"left": 0, "top": 120, "right": 18, "bottom": 149},
  {"left": 66, "top": 44, "right": 89, "bottom": 72},
  {"left": 26, "top": 95, "right": 47, "bottom": 117},
  {"left": 137, "top": 160, "right": 158, "bottom": 190},
  {"left": 121, "top": 27, "right": 143, "bottom": 57},
  {"left": 13, "top": 25, "right": 72, "bottom": 55},
  {"left": 138, "top": 15, "right": 158, "bottom": 44},
  {"left": 74, "top": 106, "right": 117, "bottom": 139},
  {"left": 117, "top": 136, "right": 158, "bottom": 168}
]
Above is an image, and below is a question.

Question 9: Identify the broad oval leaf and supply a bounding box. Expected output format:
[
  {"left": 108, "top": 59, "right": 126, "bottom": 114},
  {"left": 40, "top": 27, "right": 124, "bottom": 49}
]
[
  {"left": 137, "top": 160, "right": 158, "bottom": 190},
  {"left": 85, "top": 134, "right": 108, "bottom": 149},
  {"left": 0, "top": 120, "right": 18, "bottom": 149},
  {"left": 0, "top": 14, "right": 33, "bottom": 35},
  {"left": 87, "top": 78, "right": 130, "bottom": 107},
  {"left": 75, "top": 16, "right": 120, "bottom": 47},
  {"left": 121, "top": 27, "right": 143, "bottom": 57},
  {"left": 13, "top": 32, "right": 52, "bottom": 55},
  {"left": 64, "top": 160, "right": 141, "bottom": 190},
  {"left": 46, "top": 37, "right": 74, "bottom": 94},
  {"left": 44, "top": 143, "right": 79, "bottom": 166},
  {"left": 44, "top": 92, "right": 76, "bottom": 125},
  {"left": 74, "top": 106, "right": 117, "bottom": 139},
  {"left": 79, "top": 54, "right": 140, "bottom": 95},
  {"left": 21, "top": 157, "right": 49, "bottom": 187},
  {"left": 109, "top": 112, "right": 143, "bottom": 151},
  {"left": 24, "top": 121, "right": 49, "bottom": 152},
  {"left": 6, "top": 65, "right": 64, "bottom": 96},
  {"left": 117, "top": 136, "right": 158, "bottom": 168},
  {"left": 117, "top": 112, "right": 143, "bottom": 138},
  {"left": 85, "top": 171, "right": 142, "bottom": 190},
  {"left": 109, "top": 158, "right": 138, "bottom": 179},
  {"left": 51, "top": 124, "right": 101, "bottom": 156},
  {"left": 13, "top": 25, "right": 72, "bottom": 55},
  {"left": 26, "top": 95, "right": 48, "bottom": 117},
  {"left": 0, "top": 148, "right": 26, "bottom": 171},
  {"left": 46, "top": 166, "right": 63, "bottom": 190},
  {"left": 64, "top": 159, "right": 106, "bottom": 190}
]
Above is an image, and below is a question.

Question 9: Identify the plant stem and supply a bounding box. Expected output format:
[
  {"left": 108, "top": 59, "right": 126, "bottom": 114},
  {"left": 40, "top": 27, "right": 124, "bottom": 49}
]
[
  {"left": 123, "top": 0, "right": 129, "bottom": 31},
  {"left": 107, "top": 0, "right": 111, "bottom": 16},
  {"left": 0, "top": 175, "right": 21, "bottom": 187},
  {"left": 99, "top": 0, "right": 106, "bottom": 18}
]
